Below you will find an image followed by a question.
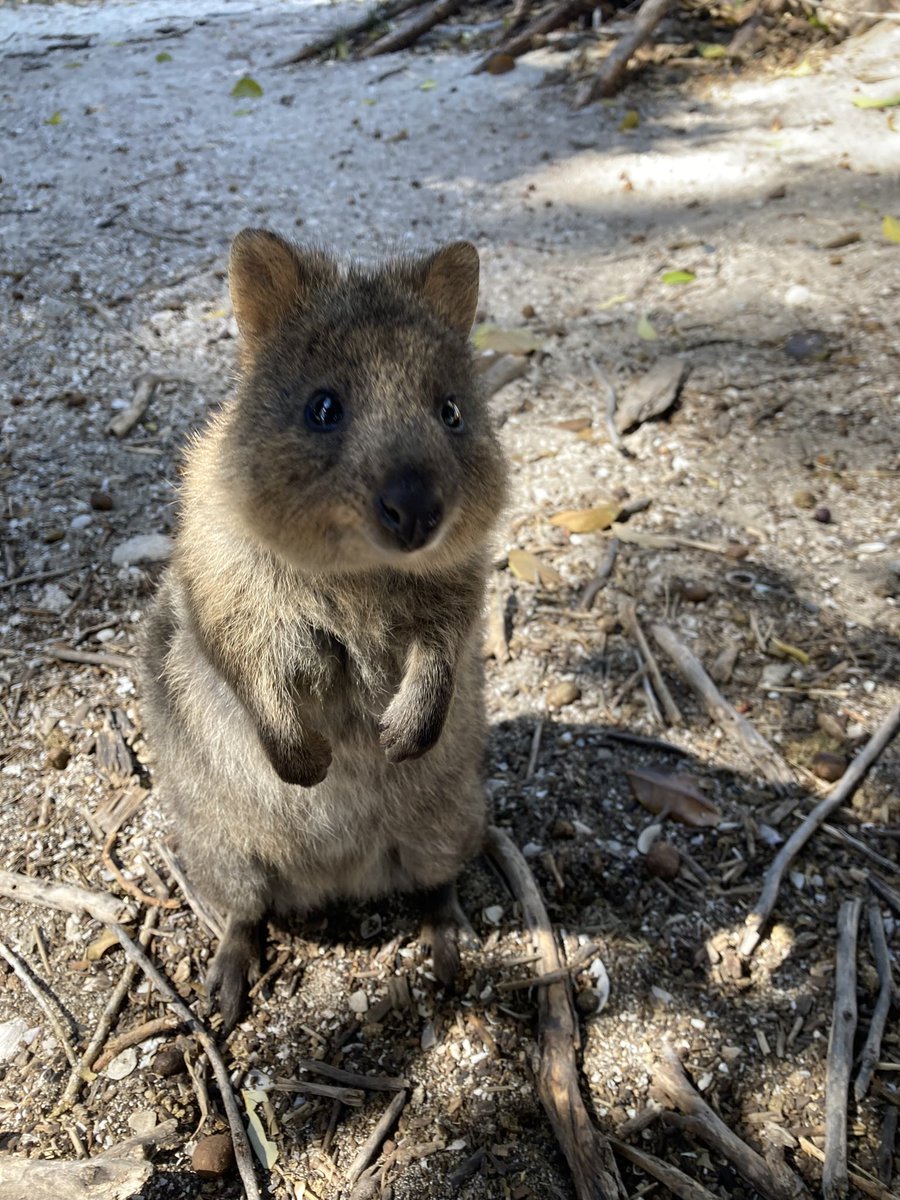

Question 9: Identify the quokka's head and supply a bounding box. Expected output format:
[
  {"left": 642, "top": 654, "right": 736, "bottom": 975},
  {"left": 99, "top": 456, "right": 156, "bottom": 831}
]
[{"left": 218, "top": 228, "right": 507, "bottom": 574}]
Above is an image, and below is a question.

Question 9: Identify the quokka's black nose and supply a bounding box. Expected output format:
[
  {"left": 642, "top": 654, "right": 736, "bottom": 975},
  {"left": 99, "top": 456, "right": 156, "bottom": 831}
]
[{"left": 376, "top": 468, "right": 443, "bottom": 552}]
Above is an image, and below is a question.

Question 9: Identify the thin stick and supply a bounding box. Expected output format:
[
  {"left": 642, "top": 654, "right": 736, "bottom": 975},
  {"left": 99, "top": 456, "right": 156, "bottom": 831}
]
[
  {"left": 106, "top": 373, "right": 159, "bottom": 437},
  {"left": 525, "top": 717, "right": 544, "bottom": 783},
  {"left": 0, "top": 869, "right": 134, "bottom": 926},
  {"left": 274, "top": 1079, "right": 365, "bottom": 1106},
  {"left": 101, "top": 823, "right": 180, "bottom": 911},
  {"left": 608, "top": 1134, "right": 718, "bottom": 1200},
  {"left": 654, "top": 1046, "right": 808, "bottom": 1200},
  {"left": 55, "top": 907, "right": 160, "bottom": 1112},
  {"left": 294, "top": 1060, "right": 408, "bottom": 1092},
  {"left": 594, "top": 361, "right": 623, "bottom": 451},
  {"left": 0, "top": 940, "right": 78, "bottom": 1068},
  {"left": 623, "top": 603, "right": 682, "bottom": 726},
  {"left": 45, "top": 644, "right": 134, "bottom": 671},
  {"left": 346, "top": 1089, "right": 408, "bottom": 1185},
  {"left": 824, "top": 898, "right": 862, "bottom": 1199},
  {"left": 94, "top": 1014, "right": 182, "bottom": 1072},
  {"left": 869, "top": 875, "right": 900, "bottom": 918},
  {"left": 574, "top": 0, "right": 672, "bottom": 106},
  {"left": 106, "top": 922, "right": 260, "bottom": 1200},
  {"left": 856, "top": 904, "right": 894, "bottom": 1102},
  {"left": 277, "top": 0, "right": 425, "bottom": 65},
  {"left": 651, "top": 622, "right": 794, "bottom": 791},
  {"left": 741, "top": 705, "right": 900, "bottom": 957},
  {"left": 474, "top": 0, "right": 594, "bottom": 72},
  {"left": 359, "top": 0, "right": 465, "bottom": 57},
  {"left": 486, "top": 826, "right": 626, "bottom": 1200},
  {"left": 598, "top": 728, "right": 688, "bottom": 755},
  {"left": 0, "top": 564, "right": 81, "bottom": 592},
  {"left": 822, "top": 823, "right": 900, "bottom": 877}
]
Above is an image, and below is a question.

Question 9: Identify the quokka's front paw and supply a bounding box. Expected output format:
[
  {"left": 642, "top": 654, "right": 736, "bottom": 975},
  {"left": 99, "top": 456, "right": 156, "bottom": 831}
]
[
  {"left": 262, "top": 728, "right": 332, "bottom": 786},
  {"left": 379, "top": 698, "right": 445, "bottom": 764}
]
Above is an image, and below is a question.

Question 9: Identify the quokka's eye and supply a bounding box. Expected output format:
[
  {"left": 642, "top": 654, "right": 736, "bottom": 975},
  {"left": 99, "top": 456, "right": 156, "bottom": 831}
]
[
  {"left": 440, "top": 397, "right": 464, "bottom": 431},
  {"left": 305, "top": 390, "right": 344, "bottom": 431}
]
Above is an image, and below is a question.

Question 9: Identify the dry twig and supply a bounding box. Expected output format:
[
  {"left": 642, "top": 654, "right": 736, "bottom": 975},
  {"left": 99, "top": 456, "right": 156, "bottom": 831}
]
[
  {"left": 608, "top": 1133, "right": 718, "bottom": 1199},
  {"left": 294, "top": 1059, "right": 408, "bottom": 1092},
  {"left": 741, "top": 704, "right": 900, "bottom": 957},
  {"left": 0, "top": 869, "right": 134, "bottom": 926},
  {"left": 359, "top": 0, "right": 465, "bottom": 57},
  {"left": 799, "top": 1136, "right": 900, "bottom": 1200},
  {"left": 651, "top": 622, "right": 795, "bottom": 791},
  {"left": 824, "top": 898, "right": 862, "bottom": 1199},
  {"left": 346, "top": 1089, "right": 408, "bottom": 1186},
  {"left": 94, "top": 1015, "right": 182, "bottom": 1073},
  {"left": 580, "top": 537, "right": 618, "bottom": 611},
  {"left": 277, "top": 0, "right": 424, "bottom": 65},
  {"left": 474, "top": 0, "right": 594, "bottom": 72},
  {"left": 106, "top": 923, "right": 260, "bottom": 1200},
  {"left": 654, "top": 1045, "right": 809, "bottom": 1200},
  {"left": 0, "top": 1119, "right": 177, "bottom": 1200},
  {"left": 486, "top": 826, "right": 626, "bottom": 1200},
  {"left": 622, "top": 603, "right": 682, "bottom": 726},
  {"left": 856, "top": 903, "right": 896, "bottom": 1102},
  {"left": 574, "top": 0, "right": 672, "bottom": 106},
  {"left": 101, "top": 823, "right": 180, "bottom": 911},
  {"left": 45, "top": 644, "right": 134, "bottom": 671},
  {"left": 0, "top": 939, "right": 78, "bottom": 1068},
  {"left": 106, "top": 373, "right": 160, "bottom": 438}
]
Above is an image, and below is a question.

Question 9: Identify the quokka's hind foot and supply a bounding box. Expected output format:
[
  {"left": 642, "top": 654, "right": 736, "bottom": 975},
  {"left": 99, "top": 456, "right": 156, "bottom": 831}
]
[
  {"left": 419, "top": 882, "right": 479, "bottom": 990},
  {"left": 205, "top": 915, "right": 263, "bottom": 1034}
]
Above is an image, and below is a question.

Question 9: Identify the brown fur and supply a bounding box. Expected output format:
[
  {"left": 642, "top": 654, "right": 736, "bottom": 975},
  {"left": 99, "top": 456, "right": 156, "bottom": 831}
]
[{"left": 142, "top": 229, "right": 507, "bottom": 1028}]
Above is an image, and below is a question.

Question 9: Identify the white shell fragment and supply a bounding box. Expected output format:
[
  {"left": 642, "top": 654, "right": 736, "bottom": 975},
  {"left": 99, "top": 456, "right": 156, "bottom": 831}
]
[{"left": 111, "top": 533, "right": 174, "bottom": 566}]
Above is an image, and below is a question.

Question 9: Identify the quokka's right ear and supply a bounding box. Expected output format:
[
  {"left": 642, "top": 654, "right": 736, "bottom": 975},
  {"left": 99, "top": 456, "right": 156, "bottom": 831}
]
[{"left": 228, "top": 228, "right": 335, "bottom": 344}]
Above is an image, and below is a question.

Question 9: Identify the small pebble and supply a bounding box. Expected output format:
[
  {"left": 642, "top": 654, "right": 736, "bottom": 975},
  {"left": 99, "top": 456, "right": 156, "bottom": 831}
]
[
  {"left": 70, "top": 513, "right": 92, "bottom": 531},
  {"left": 724, "top": 542, "right": 750, "bottom": 560},
  {"left": 784, "top": 284, "right": 812, "bottom": 307},
  {"left": 816, "top": 711, "right": 846, "bottom": 742},
  {"left": 521, "top": 303, "right": 536, "bottom": 319},
  {"left": 857, "top": 541, "right": 886, "bottom": 555},
  {"left": 646, "top": 841, "right": 680, "bottom": 880},
  {"left": 550, "top": 818, "right": 576, "bottom": 840},
  {"left": 784, "top": 329, "right": 829, "bottom": 361},
  {"left": 575, "top": 988, "right": 602, "bottom": 1016},
  {"left": 45, "top": 731, "right": 71, "bottom": 771},
  {"left": 192, "top": 1132, "right": 235, "bottom": 1180},
  {"left": 90, "top": 490, "right": 114, "bottom": 511},
  {"left": 680, "top": 580, "right": 711, "bottom": 603},
  {"left": 151, "top": 1043, "right": 186, "bottom": 1077},
  {"left": 348, "top": 989, "right": 369, "bottom": 1015},
  {"left": 111, "top": 533, "right": 174, "bottom": 566},
  {"left": 792, "top": 489, "right": 816, "bottom": 510},
  {"left": 43, "top": 527, "right": 65, "bottom": 544},
  {"left": 813, "top": 506, "right": 831, "bottom": 524},
  {"left": 811, "top": 751, "right": 847, "bottom": 782},
  {"left": 546, "top": 680, "right": 580, "bottom": 710}
]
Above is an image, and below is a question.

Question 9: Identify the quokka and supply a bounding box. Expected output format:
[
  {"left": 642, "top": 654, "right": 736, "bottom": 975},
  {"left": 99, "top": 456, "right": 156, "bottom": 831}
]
[{"left": 142, "top": 228, "right": 507, "bottom": 1028}]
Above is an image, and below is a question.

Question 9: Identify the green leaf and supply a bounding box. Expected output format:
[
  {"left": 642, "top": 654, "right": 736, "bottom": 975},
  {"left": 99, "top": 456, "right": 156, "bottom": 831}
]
[
  {"left": 156, "top": 51, "right": 173, "bottom": 63},
  {"left": 696, "top": 42, "right": 727, "bottom": 59},
  {"left": 230, "top": 75, "right": 263, "bottom": 99},
  {"left": 419, "top": 79, "right": 437, "bottom": 91},
  {"left": 883, "top": 215, "right": 900, "bottom": 244},
  {"left": 853, "top": 93, "right": 900, "bottom": 110},
  {"left": 45, "top": 111, "right": 63, "bottom": 126},
  {"left": 619, "top": 109, "right": 640, "bottom": 131},
  {"left": 362, "top": 97, "right": 377, "bottom": 106},
  {"left": 233, "top": 108, "right": 252, "bottom": 117},
  {"left": 64, "top": 61, "right": 83, "bottom": 69},
  {"left": 636, "top": 314, "right": 658, "bottom": 341},
  {"left": 661, "top": 269, "right": 696, "bottom": 285}
]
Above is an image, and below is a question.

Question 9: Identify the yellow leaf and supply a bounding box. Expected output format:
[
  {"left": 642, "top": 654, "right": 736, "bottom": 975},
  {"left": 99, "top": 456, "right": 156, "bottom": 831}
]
[
  {"left": 619, "top": 109, "right": 639, "bottom": 131},
  {"left": 637, "top": 314, "right": 658, "bottom": 341},
  {"left": 787, "top": 58, "right": 813, "bottom": 78},
  {"left": 882, "top": 215, "right": 900, "bottom": 244},
  {"left": 548, "top": 503, "right": 621, "bottom": 533},
  {"left": 597, "top": 293, "right": 628, "bottom": 311},
  {"left": 771, "top": 637, "right": 810, "bottom": 665},
  {"left": 86, "top": 931, "right": 121, "bottom": 961},
  {"left": 507, "top": 549, "right": 562, "bottom": 588}
]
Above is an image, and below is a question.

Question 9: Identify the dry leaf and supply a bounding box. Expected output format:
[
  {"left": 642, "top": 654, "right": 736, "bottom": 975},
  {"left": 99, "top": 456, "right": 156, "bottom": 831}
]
[
  {"left": 882, "top": 215, "right": 900, "bottom": 245},
  {"left": 507, "top": 549, "right": 562, "bottom": 587},
  {"left": 770, "top": 637, "right": 809, "bottom": 665},
  {"left": 472, "top": 324, "right": 542, "bottom": 356},
  {"left": 86, "top": 930, "right": 121, "bottom": 961},
  {"left": 626, "top": 768, "right": 720, "bottom": 827},
  {"left": 616, "top": 357, "right": 689, "bottom": 434},
  {"left": 548, "top": 503, "right": 621, "bottom": 533},
  {"left": 554, "top": 417, "right": 592, "bottom": 433}
]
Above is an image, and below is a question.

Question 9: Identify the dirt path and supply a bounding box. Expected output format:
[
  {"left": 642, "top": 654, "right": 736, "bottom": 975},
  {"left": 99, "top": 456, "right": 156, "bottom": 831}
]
[{"left": 1, "top": 3, "right": 898, "bottom": 1197}]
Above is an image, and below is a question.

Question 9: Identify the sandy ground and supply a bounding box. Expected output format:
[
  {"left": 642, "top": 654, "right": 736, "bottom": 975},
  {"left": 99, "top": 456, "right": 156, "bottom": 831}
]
[{"left": 1, "top": 2, "right": 899, "bottom": 1197}]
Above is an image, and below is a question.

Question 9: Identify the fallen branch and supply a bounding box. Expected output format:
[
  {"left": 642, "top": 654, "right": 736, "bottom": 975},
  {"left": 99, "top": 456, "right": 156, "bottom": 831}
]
[
  {"left": 0, "top": 939, "right": 79, "bottom": 1068},
  {"left": 654, "top": 1046, "right": 809, "bottom": 1200},
  {"left": 651, "top": 622, "right": 795, "bottom": 791},
  {"left": 740, "top": 704, "right": 900, "bottom": 957},
  {"left": 0, "top": 1118, "right": 176, "bottom": 1200},
  {"left": 107, "top": 923, "right": 260, "bottom": 1200},
  {"left": 277, "top": 0, "right": 425, "bottom": 65},
  {"left": 855, "top": 902, "right": 895, "bottom": 1102},
  {"left": 574, "top": 0, "right": 672, "bottom": 106},
  {"left": 359, "top": 0, "right": 465, "bottom": 57},
  {"left": 0, "top": 869, "right": 135, "bottom": 926},
  {"left": 294, "top": 1059, "right": 408, "bottom": 1092},
  {"left": 622, "top": 603, "right": 683, "bottom": 726},
  {"left": 824, "top": 898, "right": 862, "bottom": 1199},
  {"left": 486, "top": 826, "right": 626, "bottom": 1200},
  {"left": 474, "top": 0, "right": 595, "bottom": 73},
  {"left": 608, "top": 1133, "right": 718, "bottom": 1200}
]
